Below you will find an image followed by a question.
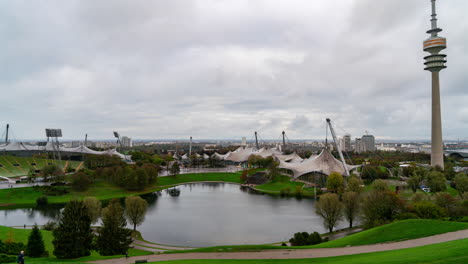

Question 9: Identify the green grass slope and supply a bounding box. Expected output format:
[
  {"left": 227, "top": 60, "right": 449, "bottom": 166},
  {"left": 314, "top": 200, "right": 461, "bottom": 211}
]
[
  {"left": 303, "top": 219, "right": 468, "bottom": 248},
  {"left": 151, "top": 238, "right": 468, "bottom": 264},
  {"left": 0, "top": 156, "right": 81, "bottom": 177},
  {"left": 166, "top": 219, "right": 468, "bottom": 253}
]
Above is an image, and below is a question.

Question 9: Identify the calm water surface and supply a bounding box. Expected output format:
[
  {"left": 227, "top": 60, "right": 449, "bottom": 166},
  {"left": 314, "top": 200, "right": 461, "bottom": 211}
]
[{"left": 0, "top": 183, "right": 350, "bottom": 247}]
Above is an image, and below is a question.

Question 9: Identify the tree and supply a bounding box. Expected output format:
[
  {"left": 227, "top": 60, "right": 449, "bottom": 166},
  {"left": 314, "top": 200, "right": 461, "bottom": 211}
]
[
  {"left": 27, "top": 224, "right": 45, "bottom": 257},
  {"left": 170, "top": 162, "right": 180, "bottom": 176},
  {"left": 407, "top": 173, "right": 422, "bottom": 193},
  {"left": 413, "top": 201, "right": 446, "bottom": 219},
  {"left": 71, "top": 172, "right": 93, "bottom": 192},
  {"left": 52, "top": 200, "right": 93, "bottom": 259},
  {"left": 326, "top": 172, "right": 344, "bottom": 193},
  {"left": 371, "top": 179, "right": 390, "bottom": 192},
  {"left": 434, "top": 192, "right": 456, "bottom": 215},
  {"left": 96, "top": 199, "right": 132, "bottom": 255},
  {"left": 125, "top": 196, "right": 148, "bottom": 231},
  {"left": 342, "top": 192, "right": 360, "bottom": 228},
  {"left": 346, "top": 176, "right": 362, "bottom": 193},
  {"left": 315, "top": 193, "right": 343, "bottom": 233},
  {"left": 427, "top": 171, "right": 447, "bottom": 193},
  {"left": 454, "top": 173, "right": 468, "bottom": 197},
  {"left": 362, "top": 189, "right": 402, "bottom": 228},
  {"left": 83, "top": 197, "right": 102, "bottom": 224}
]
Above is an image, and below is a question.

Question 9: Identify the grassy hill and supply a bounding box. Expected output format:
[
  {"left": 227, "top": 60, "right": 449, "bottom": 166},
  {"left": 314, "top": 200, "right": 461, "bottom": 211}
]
[
  {"left": 165, "top": 219, "right": 468, "bottom": 253},
  {"left": 0, "top": 225, "right": 150, "bottom": 263},
  {"left": 0, "top": 156, "right": 82, "bottom": 177},
  {"left": 148, "top": 238, "right": 468, "bottom": 264}
]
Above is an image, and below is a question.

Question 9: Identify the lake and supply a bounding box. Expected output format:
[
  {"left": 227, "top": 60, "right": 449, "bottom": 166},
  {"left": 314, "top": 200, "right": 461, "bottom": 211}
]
[{"left": 0, "top": 183, "right": 351, "bottom": 247}]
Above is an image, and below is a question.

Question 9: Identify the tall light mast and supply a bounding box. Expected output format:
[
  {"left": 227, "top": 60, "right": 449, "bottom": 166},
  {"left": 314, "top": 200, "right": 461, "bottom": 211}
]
[
  {"left": 282, "top": 131, "right": 286, "bottom": 152},
  {"left": 254, "top": 131, "right": 259, "bottom": 150},
  {"left": 423, "top": 0, "right": 447, "bottom": 169},
  {"left": 5, "top": 124, "right": 9, "bottom": 144},
  {"left": 189, "top": 136, "right": 192, "bottom": 156}
]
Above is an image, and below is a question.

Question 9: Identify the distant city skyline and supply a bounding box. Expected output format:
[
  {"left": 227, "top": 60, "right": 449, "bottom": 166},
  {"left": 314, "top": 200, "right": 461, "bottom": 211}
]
[{"left": 0, "top": 1, "right": 467, "bottom": 140}]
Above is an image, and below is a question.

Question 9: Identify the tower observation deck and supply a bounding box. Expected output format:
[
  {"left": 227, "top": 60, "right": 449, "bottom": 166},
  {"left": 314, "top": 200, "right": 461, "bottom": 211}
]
[{"left": 423, "top": 0, "right": 446, "bottom": 169}]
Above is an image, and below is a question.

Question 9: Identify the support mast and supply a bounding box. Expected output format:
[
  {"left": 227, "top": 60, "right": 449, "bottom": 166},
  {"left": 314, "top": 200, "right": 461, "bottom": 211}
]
[{"left": 326, "top": 118, "right": 349, "bottom": 176}]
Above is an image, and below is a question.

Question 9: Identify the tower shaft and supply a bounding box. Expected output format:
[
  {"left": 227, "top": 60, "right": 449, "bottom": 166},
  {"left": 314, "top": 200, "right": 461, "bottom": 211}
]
[{"left": 431, "top": 72, "right": 444, "bottom": 168}]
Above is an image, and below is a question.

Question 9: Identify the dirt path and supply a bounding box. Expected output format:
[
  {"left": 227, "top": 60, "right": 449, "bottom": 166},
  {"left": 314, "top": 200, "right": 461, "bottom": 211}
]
[{"left": 89, "top": 229, "right": 468, "bottom": 264}]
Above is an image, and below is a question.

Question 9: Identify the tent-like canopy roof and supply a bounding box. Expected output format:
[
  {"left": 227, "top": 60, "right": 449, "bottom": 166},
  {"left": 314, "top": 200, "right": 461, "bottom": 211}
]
[
  {"left": 278, "top": 148, "right": 359, "bottom": 178},
  {"left": 0, "top": 142, "right": 131, "bottom": 160},
  {"left": 274, "top": 152, "right": 304, "bottom": 163}
]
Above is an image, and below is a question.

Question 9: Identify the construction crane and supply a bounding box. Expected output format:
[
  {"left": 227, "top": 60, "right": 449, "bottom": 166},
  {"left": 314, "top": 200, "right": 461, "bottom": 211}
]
[{"left": 326, "top": 118, "right": 350, "bottom": 176}]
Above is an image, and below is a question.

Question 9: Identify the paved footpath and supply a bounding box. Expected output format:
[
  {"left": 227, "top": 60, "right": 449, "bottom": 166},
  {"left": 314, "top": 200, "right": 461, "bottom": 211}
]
[{"left": 90, "top": 229, "right": 468, "bottom": 264}]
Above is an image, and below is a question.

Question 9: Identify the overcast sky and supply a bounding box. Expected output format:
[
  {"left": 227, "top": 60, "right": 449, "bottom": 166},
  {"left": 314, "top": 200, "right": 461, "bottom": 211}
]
[{"left": 0, "top": 0, "right": 467, "bottom": 141}]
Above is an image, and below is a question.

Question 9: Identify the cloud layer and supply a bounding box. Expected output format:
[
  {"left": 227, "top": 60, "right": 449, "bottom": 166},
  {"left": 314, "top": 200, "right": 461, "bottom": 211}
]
[{"left": 0, "top": 0, "right": 467, "bottom": 141}]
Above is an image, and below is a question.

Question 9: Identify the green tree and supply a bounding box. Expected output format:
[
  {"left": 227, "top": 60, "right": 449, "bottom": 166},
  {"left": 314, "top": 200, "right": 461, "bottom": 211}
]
[
  {"left": 371, "top": 179, "right": 390, "bottom": 192},
  {"left": 83, "top": 197, "right": 102, "bottom": 224},
  {"left": 362, "top": 189, "right": 402, "bottom": 228},
  {"left": 427, "top": 171, "right": 447, "bottom": 193},
  {"left": 407, "top": 173, "right": 422, "bottom": 193},
  {"left": 413, "top": 201, "right": 446, "bottom": 219},
  {"left": 346, "top": 175, "right": 363, "bottom": 193},
  {"left": 71, "top": 172, "right": 93, "bottom": 192},
  {"left": 170, "top": 162, "right": 180, "bottom": 176},
  {"left": 52, "top": 200, "right": 93, "bottom": 259},
  {"left": 125, "top": 196, "right": 148, "bottom": 231},
  {"left": 342, "top": 192, "right": 360, "bottom": 228},
  {"left": 315, "top": 193, "right": 343, "bottom": 233},
  {"left": 27, "top": 224, "right": 45, "bottom": 257},
  {"left": 454, "top": 173, "right": 468, "bottom": 197},
  {"left": 96, "top": 199, "right": 132, "bottom": 255},
  {"left": 326, "top": 172, "right": 344, "bottom": 193}
]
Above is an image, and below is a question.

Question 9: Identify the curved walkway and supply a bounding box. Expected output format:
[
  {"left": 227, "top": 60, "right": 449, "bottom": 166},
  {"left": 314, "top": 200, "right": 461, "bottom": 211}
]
[{"left": 90, "top": 229, "right": 468, "bottom": 264}]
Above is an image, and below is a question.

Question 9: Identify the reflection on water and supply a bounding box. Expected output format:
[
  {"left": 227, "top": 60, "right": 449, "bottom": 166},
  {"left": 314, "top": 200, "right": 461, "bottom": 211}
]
[{"left": 0, "top": 183, "right": 352, "bottom": 247}]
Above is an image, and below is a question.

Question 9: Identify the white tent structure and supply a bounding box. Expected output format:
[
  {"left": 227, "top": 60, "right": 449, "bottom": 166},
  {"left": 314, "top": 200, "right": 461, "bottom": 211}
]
[
  {"left": 278, "top": 148, "right": 359, "bottom": 179},
  {"left": 0, "top": 142, "right": 131, "bottom": 160},
  {"left": 224, "top": 147, "right": 256, "bottom": 163},
  {"left": 274, "top": 153, "right": 304, "bottom": 163},
  {"left": 211, "top": 151, "right": 231, "bottom": 160}
]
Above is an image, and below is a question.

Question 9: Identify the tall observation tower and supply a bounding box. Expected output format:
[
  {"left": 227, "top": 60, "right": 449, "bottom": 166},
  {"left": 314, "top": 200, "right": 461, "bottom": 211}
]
[{"left": 423, "top": 0, "right": 447, "bottom": 169}]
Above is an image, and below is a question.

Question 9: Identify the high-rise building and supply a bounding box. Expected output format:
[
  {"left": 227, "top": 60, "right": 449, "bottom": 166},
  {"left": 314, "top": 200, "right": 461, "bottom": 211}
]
[
  {"left": 121, "top": 136, "right": 133, "bottom": 148},
  {"left": 355, "top": 135, "right": 375, "bottom": 153},
  {"left": 423, "top": 0, "right": 446, "bottom": 169},
  {"left": 339, "top": 134, "right": 351, "bottom": 152}
]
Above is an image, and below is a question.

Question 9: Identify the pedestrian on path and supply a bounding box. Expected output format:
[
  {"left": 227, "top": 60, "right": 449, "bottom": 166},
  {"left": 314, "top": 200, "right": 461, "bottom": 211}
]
[{"left": 17, "top": 250, "right": 25, "bottom": 264}]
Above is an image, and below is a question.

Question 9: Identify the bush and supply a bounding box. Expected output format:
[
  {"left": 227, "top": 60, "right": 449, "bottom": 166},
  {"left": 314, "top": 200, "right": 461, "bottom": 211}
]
[
  {"left": 42, "top": 221, "right": 57, "bottom": 231},
  {"left": 0, "top": 254, "right": 16, "bottom": 263},
  {"left": 27, "top": 224, "right": 46, "bottom": 257},
  {"left": 413, "top": 201, "right": 446, "bottom": 219},
  {"left": 394, "top": 212, "right": 419, "bottom": 220},
  {"left": 295, "top": 186, "right": 303, "bottom": 198},
  {"left": 289, "top": 232, "right": 322, "bottom": 246},
  {"left": 36, "top": 196, "right": 48, "bottom": 207},
  {"left": 280, "top": 187, "right": 291, "bottom": 197},
  {"left": 240, "top": 170, "right": 248, "bottom": 183}
]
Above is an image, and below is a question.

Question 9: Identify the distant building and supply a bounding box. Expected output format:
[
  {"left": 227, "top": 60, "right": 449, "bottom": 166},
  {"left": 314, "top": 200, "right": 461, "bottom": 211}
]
[
  {"left": 121, "top": 136, "right": 133, "bottom": 148},
  {"left": 71, "top": 141, "right": 81, "bottom": 148},
  {"left": 355, "top": 135, "right": 375, "bottom": 153},
  {"left": 339, "top": 134, "right": 351, "bottom": 152},
  {"left": 241, "top": 137, "right": 247, "bottom": 146}
]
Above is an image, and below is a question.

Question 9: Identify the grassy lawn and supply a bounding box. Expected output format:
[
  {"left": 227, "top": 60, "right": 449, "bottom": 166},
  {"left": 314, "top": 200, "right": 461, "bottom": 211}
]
[
  {"left": 158, "top": 173, "right": 242, "bottom": 186},
  {"left": 0, "top": 156, "right": 81, "bottom": 177},
  {"left": 151, "top": 238, "right": 468, "bottom": 264},
  {"left": 255, "top": 175, "right": 315, "bottom": 196},
  {"left": 0, "top": 225, "right": 151, "bottom": 263},
  {"left": 0, "top": 173, "right": 242, "bottom": 207},
  {"left": 165, "top": 219, "right": 468, "bottom": 253}
]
